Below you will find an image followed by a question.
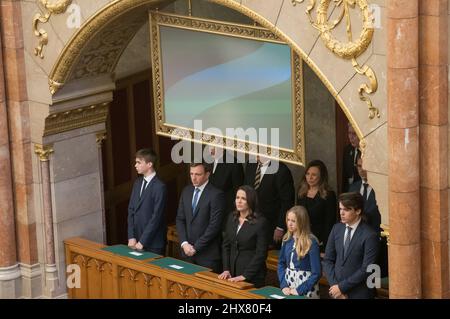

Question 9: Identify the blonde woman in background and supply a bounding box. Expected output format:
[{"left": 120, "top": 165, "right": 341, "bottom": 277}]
[{"left": 278, "top": 206, "right": 321, "bottom": 298}]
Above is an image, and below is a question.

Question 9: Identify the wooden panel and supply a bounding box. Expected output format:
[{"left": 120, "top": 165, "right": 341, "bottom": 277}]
[
  {"left": 135, "top": 273, "right": 163, "bottom": 299},
  {"left": 86, "top": 258, "right": 103, "bottom": 298},
  {"left": 101, "top": 263, "right": 115, "bottom": 298},
  {"left": 118, "top": 267, "right": 137, "bottom": 298},
  {"left": 64, "top": 237, "right": 262, "bottom": 299},
  {"left": 71, "top": 254, "right": 89, "bottom": 299}
]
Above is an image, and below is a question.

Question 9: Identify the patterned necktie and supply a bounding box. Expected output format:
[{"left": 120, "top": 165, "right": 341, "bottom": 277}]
[
  {"left": 343, "top": 226, "right": 352, "bottom": 256},
  {"left": 140, "top": 179, "right": 148, "bottom": 198},
  {"left": 192, "top": 188, "right": 201, "bottom": 214},
  {"left": 254, "top": 163, "right": 262, "bottom": 190}
]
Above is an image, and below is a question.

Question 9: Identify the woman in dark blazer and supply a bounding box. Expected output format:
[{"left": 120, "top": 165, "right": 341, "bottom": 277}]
[
  {"left": 297, "top": 160, "right": 337, "bottom": 253},
  {"left": 218, "top": 185, "right": 269, "bottom": 287}
]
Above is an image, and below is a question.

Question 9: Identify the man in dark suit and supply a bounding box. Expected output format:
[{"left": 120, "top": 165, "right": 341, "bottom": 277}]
[
  {"left": 127, "top": 149, "right": 167, "bottom": 255},
  {"left": 244, "top": 156, "right": 295, "bottom": 247},
  {"left": 342, "top": 123, "right": 361, "bottom": 192},
  {"left": 176, "top": 162, "right": 225, "bottom": 273},
  {"left": 323, "top": 192, "right": 379, "bottom": 299},
  {"left": 350, "top": 157, "right": 387, "bottom": 278},
  {"left": 206, "top": 146, "right": 244, "bottom": 218},
  {"left": 348, "top": 157, "right": 382, "bottom": 234}
]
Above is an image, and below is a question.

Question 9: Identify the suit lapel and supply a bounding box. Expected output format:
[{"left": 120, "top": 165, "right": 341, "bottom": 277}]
[
  {"left": 191, "top": 184, "right": 208, "bottom": 221},
  {"left": 343, "top": 224, "right": 363, "bottom": 263},
  {"left": 136, "top": 176, "right": 156, "bottom": 209}
]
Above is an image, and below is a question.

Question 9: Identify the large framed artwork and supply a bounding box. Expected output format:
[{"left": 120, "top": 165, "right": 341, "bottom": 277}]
[{"left": 150, "top": 11, "right": 305, "bottom": 165}]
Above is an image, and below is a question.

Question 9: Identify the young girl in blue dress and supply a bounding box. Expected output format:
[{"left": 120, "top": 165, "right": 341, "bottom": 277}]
[{"left": 278, "top": 206, "right": 321, "bottom": 298}]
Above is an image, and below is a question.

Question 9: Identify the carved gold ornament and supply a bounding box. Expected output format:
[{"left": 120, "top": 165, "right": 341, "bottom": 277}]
[
  {"left": 33, "top": 0, "right": 73, "bottom": 58},
  {"left": 34, "top": 144, "right": 54, "bottom": 162},
  {"left": 292, "top": 0, "right": 379, "bottom": 119}
]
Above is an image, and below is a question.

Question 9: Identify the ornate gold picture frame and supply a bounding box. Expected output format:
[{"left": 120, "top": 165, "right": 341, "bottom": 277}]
[{"left": 150, "top": 11, "right": 305, "bottom": 166}]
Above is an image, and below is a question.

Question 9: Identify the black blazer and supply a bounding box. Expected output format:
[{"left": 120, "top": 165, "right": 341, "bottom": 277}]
[
  {"left": 349, "top": 181, "right": 382, "bottom": 234},
  {"left": 222, "top": 213, "right": 269, "bottom": 287},
  {"left": 209, "top": 156, "right": 244, "bottom": 217},
  {"left": 176, "top": 182, "right": 225, "bottom": 265},
  {"left": 342, "top": 145, "right": 361, "bottom": 192},
  {"left": 322, "top": 221, "right": 379, "bottom": 299},
  {"left": 297, "top": 191, "right": 337, "bottom": 251},
  {"left": 244, "top": 161, "right": 295, "bottom": 231},
  {"left": 127, "top": 175, "right": 167, "bottom": 251}
]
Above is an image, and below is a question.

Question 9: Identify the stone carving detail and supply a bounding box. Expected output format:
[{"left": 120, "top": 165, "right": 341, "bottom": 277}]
[
  {"left": 49, "top": 0, "right": 154, "bottom": 95},
  {"left": 168, "top": 281, "right": 212, "bottom": 299},
  {"left": 292, "top": 0, "right": 379, "bottom": 119},
  {"left": 70, "top": 16, "right": 147, "bottom": 81},
  {"left": 33, "top": 0, "right": 73, "bottom": 58}
]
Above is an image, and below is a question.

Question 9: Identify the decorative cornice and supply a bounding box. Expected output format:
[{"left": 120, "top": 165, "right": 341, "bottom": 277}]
[
  {"left": 33, "top": 0, "right": 73, "bottom": 58},
  {"left": 34, "top": 144, "right": 54, "bottom": 161},
  {"left": 44, "top": 102, "right": 109, "bottom": 136},
  {"left": 292, "top": 0, "right": 379, "bottom": 119}
]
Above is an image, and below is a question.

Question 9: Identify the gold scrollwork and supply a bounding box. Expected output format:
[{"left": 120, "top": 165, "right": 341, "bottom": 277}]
[
  {"left": 292, "top": 0, "right": 380, "bottom": 119},
  {"left": 33, "top": 0, "right": 73, "bottom": 58}
]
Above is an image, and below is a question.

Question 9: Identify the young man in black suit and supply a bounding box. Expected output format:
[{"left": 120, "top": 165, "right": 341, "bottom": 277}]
[
  {"left": 176, "top": 162, "right": 225, "bottom": 273},
  {"left": 342, "top": 123, "right": 361, "bottom": 192},
  {"left": 323, "top": 192, "right": 379, "bottom": 299},
  {"left": 127, "top": 149, "right": 167, "bottom": 255},
  {"left": 244, "top": 156, "right": 295, "bottom": 248}
]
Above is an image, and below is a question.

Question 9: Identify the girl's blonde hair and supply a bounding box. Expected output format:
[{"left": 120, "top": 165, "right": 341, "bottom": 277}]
[{"left": 282, "top": 206, "right": 314, "bottom": 259}]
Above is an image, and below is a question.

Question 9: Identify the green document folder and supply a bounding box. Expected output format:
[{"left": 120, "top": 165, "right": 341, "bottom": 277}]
[
  {"left": 101, "top": 245, "right": 161, "bottom": 260},
  {"left": 148, "top": 257, "right": 209, "bottom": 275},
  {"left": 250, "top": 286, "right": 305, "bottom": 299}
]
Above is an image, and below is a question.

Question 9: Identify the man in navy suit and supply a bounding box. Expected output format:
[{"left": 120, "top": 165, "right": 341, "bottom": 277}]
[
  {"left": 323, "top": 192, "right": 379, "bottom": 299},
  {"left": 176, "top": 162, "right": 225, "bottom": 273},
  {"left": 348, "top": 157, "right": 382, "bottom": 234},
  {"left": 350, "top": 157, "right": 387, "bottom": 278},
  {"left": 127, "top": 149, "right": 167, "bottom": 255}
]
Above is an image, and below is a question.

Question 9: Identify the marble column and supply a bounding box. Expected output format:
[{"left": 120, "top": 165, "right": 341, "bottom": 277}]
[
  {"left": 34, "top": 144, "right": 59, "bottom": 296},
  {"left": 0, "top": 22, "right": 20, "bottom": 298},
  {"left": 387, "top": 0, "right": 421, "bottom": 298},
  {"left": 96, "top": 131, "right": 107, "bottom": 244},
  {"left": 418, "top": 0, "right": 449, "bottom": 299}
]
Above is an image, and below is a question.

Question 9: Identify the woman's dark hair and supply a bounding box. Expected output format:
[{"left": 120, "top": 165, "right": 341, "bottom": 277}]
[{"left": 233, "top": 185, "right": 259, "bottom": 223}]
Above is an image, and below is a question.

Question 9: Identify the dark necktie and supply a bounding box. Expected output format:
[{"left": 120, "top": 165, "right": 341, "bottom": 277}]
[
  {"left": 140, "top": 179, "right": 148, "bottom": 198},
  {"left": 343, "top": 226, "right": 352, "bottom": 256},
  {"left": 192, "top": 188, "right": 201, "bottom": 214},
  {"left": 254, "top": 163, "right": 262, "bottom": 190},
  {"left": 362, "top": 183, "right": 368, "bottom": 200}
]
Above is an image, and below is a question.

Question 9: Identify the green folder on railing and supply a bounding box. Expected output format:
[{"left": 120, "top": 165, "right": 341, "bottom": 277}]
[
  {"left": 250, "top": 286, "right": 305, "bottom": 299},
  {"left": 101, "top": 245, "right": 161, "bottom": 260},
  {"left": 148, "top": 257, "right": 209, "bottom": 275}
]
